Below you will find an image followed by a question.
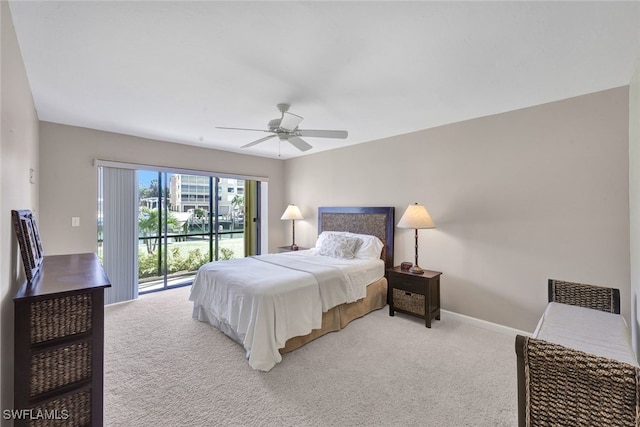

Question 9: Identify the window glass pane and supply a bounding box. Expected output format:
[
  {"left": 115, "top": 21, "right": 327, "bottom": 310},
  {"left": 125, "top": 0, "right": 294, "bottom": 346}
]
[{"left": 130, "top": 171, "right": 248, "bottom": 294}]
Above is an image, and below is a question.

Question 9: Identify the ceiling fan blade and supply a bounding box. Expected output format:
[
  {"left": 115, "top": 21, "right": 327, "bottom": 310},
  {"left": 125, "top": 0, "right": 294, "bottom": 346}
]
[
  {"left": 288, "top": 136, "right": 313, "bottom": 152},
  {"left": 296, "top": 129, "right": 348, "bottom": 139},
  {"left": 279, "top": 112, "right": 304, "bottom": 131},
  {"left": 241, "top": 134, "right": 276, "bottom": 148},
  {"left": 217, "top": 126, "right": 271, "bottom": 133}
]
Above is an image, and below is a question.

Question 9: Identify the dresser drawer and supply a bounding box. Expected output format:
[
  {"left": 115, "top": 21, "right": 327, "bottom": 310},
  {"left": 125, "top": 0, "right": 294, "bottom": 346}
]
[
  {"left": 30, "top": 292, "right": 93, "bottom": 344},
  {"left": 30, "top": 389, "right": 92, "bottom": 427},
  {"left": 30, "top": 341, "right": 92, "bottom": 398}
]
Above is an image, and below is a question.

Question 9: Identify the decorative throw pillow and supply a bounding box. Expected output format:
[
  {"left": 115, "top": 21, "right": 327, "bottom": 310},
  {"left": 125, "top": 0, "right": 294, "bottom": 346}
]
[
  {"left": 314, "top": 231, "right": 345, "bottom": 249},
  {"left": 318, "top": 233, "right": 363, "bottom": 259}
]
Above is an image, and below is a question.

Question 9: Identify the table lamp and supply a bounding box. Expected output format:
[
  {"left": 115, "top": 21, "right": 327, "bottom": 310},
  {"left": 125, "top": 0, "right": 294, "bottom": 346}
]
[
  {"left": 281, "top": 204, "right": 303, "bottom": 250},
  {"left": 397, "top": 203, "right": 435, "bottom": 274}
]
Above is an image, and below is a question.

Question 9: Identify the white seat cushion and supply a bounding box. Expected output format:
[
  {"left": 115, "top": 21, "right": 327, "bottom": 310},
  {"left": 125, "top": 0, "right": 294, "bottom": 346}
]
[{"left": 534, "top": 302, "right": 638, "bottom": 367}]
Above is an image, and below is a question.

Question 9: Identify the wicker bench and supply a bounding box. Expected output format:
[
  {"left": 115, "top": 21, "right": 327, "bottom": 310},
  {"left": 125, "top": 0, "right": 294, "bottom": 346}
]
[{"left": 515, "top": 279, "right": 640, "bottom": 427}]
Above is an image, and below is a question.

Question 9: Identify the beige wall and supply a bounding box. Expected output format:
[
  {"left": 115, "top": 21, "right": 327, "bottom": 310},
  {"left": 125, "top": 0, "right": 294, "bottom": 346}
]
[
  {"left": 630, "top": 61, "right": 640, "bottom": 355},
  {"left": 285, "top": 87, "right": 631, "bottom": 332},
  {"left": 38, "top": 122, "right": 286, "bottom": 256},
  {"left": 1, "top": 0, "right": 40, "bottom": 421}
]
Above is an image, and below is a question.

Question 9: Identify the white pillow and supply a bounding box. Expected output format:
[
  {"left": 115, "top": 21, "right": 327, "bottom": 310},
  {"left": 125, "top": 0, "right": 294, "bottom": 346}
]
[
  {"left": 347, "top": 233, "right": 384, "bottom": 260},
  {"left": 318, "top": 233, "right": 363, "bottom": 259},
  {"left": 315, "top": 231, "right": 346, "bottom": 249},
  {"left": 315, "top": 231, "right": 383, "bottom": 260}
]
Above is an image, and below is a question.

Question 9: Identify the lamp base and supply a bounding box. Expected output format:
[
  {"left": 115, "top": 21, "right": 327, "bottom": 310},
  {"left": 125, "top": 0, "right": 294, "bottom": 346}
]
[
  {"left": 290, "top": 244, "right": 299, "bottom": 251},
  {"left": 409, "top": 265, "right": 424, "bottom": 274}
]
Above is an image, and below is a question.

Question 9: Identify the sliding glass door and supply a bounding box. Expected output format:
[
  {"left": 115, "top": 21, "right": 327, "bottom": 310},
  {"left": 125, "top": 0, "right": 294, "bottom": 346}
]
[
  {"left": 98, "top": 164, "right": 256, "bottom": 300},
  {"left": 137, "top": 170, "right": 246, "bottom": 293}
]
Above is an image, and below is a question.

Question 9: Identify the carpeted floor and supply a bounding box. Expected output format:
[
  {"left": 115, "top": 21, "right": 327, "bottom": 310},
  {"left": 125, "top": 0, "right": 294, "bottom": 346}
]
[{"left": 104, "top": 286, "right": 518, "bottom": 426}]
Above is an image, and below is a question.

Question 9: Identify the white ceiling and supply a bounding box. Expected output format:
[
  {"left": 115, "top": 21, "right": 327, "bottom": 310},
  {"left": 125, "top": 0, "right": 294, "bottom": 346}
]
[{"left": 8, "top": 1, "right": 640, "bottom": 160}]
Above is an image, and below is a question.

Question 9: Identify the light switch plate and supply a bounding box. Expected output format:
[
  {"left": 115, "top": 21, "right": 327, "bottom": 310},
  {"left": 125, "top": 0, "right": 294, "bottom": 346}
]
[{"left": 72, "top": 217, "right": 80, "bottom": 227}]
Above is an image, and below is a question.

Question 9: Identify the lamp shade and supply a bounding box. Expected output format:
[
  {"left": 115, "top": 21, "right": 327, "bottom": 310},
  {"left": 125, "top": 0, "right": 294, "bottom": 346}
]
[
  {"left": 397, "top": 203, "right": 435, "bottom": 229},
  {"left": 280, "top": 204, "right": 303, "bottom": 220}
]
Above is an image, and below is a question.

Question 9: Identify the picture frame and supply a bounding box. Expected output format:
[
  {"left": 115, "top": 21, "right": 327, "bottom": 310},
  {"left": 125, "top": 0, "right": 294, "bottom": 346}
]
[{"left": 12, "top": 209, "right": 44, "bottom": 282}]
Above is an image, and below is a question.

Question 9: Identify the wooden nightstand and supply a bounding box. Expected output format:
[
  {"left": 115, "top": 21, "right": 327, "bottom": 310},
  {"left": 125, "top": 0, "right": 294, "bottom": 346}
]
[
  {"left": 277, "top": 245, "right": 309, "bottom": 253},
  {"left": 388, "top": 266, "right": 442, "bottom": 328}
]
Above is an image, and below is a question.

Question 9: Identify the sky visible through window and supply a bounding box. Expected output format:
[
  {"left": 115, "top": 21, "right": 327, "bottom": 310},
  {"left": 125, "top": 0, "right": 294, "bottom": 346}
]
[{"left": 138, "top": 170, "right": 156, "bottom": 188}]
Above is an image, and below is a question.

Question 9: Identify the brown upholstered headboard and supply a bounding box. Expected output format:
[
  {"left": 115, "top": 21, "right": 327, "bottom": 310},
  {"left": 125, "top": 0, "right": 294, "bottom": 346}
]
[{"left": 317, "top": 207, "right": 395, "bottom": 270}]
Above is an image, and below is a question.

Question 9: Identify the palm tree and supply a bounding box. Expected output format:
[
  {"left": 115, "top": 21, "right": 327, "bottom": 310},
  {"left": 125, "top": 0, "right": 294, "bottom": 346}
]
[
  {"left": 231, "top": 195, "right": 244, "bottom": 229},
  {"left": 139, "top": 178, "right": 165, "bottom": 199},
  {"left": 138, "top": 207, "right": 180, "bottom": 254}
]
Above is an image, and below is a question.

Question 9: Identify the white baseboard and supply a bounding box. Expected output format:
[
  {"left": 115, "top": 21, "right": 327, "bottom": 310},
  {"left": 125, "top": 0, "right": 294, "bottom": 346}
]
[
  {"left": 441, "top": 309, "right": 532, "bottom": 337},
  {"left": 105, "top": 298, "right": 137, "bottom": 307}
]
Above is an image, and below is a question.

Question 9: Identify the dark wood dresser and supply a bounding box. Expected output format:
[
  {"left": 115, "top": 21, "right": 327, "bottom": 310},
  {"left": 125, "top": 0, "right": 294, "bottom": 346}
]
[{"left": 14, "top": 253, "right": 111, "bottom": 427}]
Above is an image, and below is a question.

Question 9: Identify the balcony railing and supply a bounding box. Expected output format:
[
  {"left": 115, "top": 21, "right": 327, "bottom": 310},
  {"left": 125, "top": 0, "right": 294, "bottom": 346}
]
[{"left": 98, "top": 228, "right": 244, "bottom": 293}]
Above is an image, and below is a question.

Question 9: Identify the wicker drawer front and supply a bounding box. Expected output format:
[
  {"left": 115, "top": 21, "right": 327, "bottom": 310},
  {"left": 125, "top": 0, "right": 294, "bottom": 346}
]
[
  {"left": 30, "top": 293, "right": 92, "bottom": 344},
  {"left": 30, "top": 342, "right": 92, "bottom": 398},
  {"left": 393, "top": 288, "right": 425, "bottom": 316},
  {"left": 29, "top": 389, "right": 92, "bottom": 427}
]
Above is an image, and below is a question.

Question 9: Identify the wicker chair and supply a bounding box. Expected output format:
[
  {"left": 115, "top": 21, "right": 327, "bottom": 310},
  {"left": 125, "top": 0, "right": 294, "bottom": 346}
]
[{"left": 515, "top": 280, "right": 639, "bottom": 427}]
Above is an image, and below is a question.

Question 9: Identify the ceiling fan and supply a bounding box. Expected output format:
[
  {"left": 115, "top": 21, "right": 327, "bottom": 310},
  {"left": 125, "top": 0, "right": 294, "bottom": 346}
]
[{"left": 216, "top": 103, "right": 348, "bottom": 152}]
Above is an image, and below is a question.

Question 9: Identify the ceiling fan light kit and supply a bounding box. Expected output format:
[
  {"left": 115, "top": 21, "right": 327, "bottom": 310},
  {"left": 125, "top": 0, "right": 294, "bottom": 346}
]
[
  {"left": 279, "top": 114, "right": 303, "bottom": 132},
  {"left": 216, "top": 104, "right": 348, "bottom": 152}
]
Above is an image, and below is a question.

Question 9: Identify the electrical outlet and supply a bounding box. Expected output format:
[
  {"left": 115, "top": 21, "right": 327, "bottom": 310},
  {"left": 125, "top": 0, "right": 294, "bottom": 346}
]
[{"left": 72, "top": 217, "right": 80, "bottom": 227}]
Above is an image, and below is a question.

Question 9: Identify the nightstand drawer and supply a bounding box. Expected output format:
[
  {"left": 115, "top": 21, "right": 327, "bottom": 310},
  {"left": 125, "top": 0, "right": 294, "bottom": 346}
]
[
  {"left": 392, "top": 288, "right": 425, "bottom": 316},
  {"left": 389, "top": 275, "right": 425, "bottom": 295}
]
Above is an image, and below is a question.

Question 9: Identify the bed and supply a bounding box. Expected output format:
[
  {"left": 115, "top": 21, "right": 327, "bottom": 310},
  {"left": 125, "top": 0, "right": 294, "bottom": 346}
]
[{"left": 190, "top": 206, "right": 395, "bottom": 371}]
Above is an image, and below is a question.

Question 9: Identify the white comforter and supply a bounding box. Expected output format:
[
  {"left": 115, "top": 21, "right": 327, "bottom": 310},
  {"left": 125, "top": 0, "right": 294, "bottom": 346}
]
[{"left": 189, "top": 250, "right": 384, "bottom": 371}]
